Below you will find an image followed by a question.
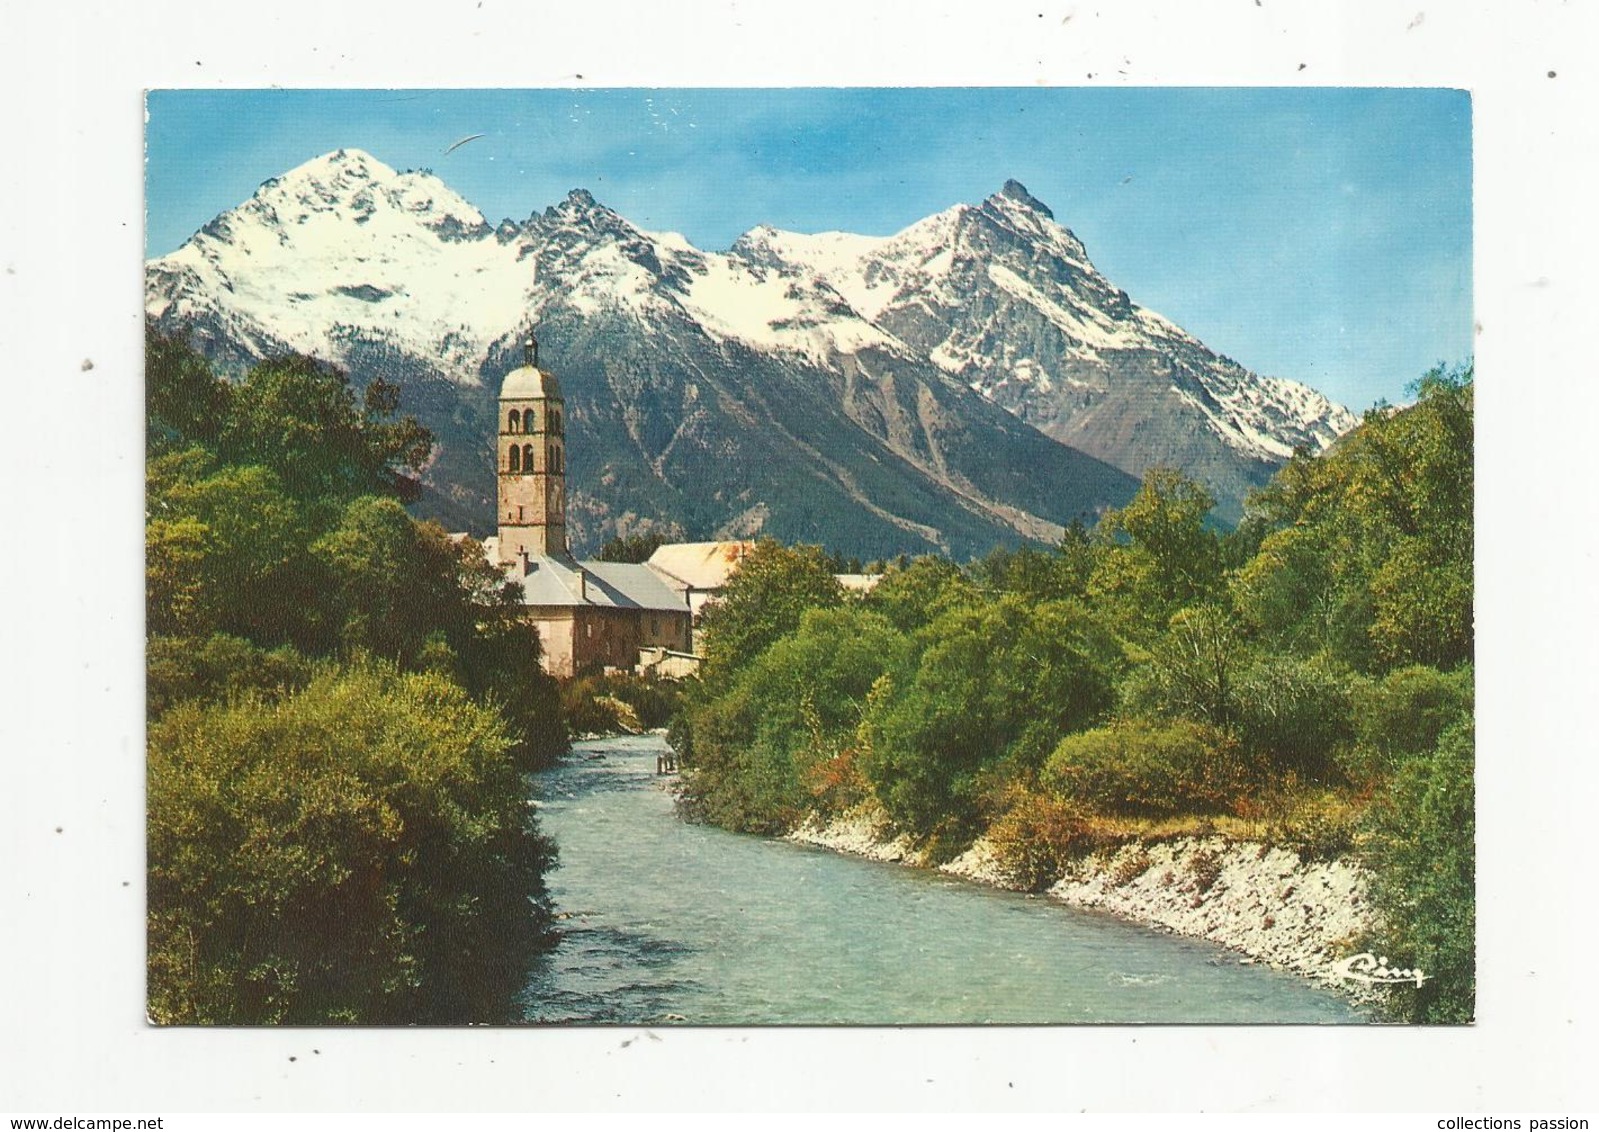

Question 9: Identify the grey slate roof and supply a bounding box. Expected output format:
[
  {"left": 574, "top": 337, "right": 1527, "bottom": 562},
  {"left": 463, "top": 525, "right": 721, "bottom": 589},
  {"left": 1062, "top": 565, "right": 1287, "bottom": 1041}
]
[{"left": 512, "top": 553, "right": 689, "bottom": 614}]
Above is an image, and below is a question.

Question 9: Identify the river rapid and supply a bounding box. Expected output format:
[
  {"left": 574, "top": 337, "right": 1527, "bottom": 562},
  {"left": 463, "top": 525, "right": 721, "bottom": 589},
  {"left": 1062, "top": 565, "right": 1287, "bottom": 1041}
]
[{"left": 517, "top": 734, "right": 1366, "bottom": 1025}]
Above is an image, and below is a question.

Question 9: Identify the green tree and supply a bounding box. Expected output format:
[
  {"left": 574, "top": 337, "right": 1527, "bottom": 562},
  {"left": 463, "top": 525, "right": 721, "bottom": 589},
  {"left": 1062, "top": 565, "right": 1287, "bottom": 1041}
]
[
  {"left": 696, "top": 540, "right": 844, "bottom": 682},
  {"left": 312, "top": 497, "right": 462, "bottom": 664},
  {"left": 147, "top": 662, "right": 556, "bottom": 1025},
  {"left": 862, "top": 554, "right": 979, "bottom": 634},
  {"left": 146, "top": 454, "right": 322, "bottom": 648},
  {"left": 1238, "top": 364, "right": 1473, "bottom": 673},
  {"left": 972, "top": 538, "right": 1092, "bottom": 604},
  {"left": 1231, "top": 523, "right": 1372, "bottom": 662},
  {"left": 682, "top": 606, "right": 910, "bottom": 833},
  {"left": 1090, "top": 468, "right": 1223, "bottom": 638},
  {"left": 220, "top": 353, "right": 433, "bottom": 505},
  {"left": 1361, "top": 719, "right": 1475, "bottom": 1023},
  {"left": 866, "top": 596, "right": 1121, "bottom": 842},
  {"left": 146, "top": 327, "right": 230, "bottom": 455},
  {"left": 1127, "top": 603, "right": 1252, "bottom": 732}
]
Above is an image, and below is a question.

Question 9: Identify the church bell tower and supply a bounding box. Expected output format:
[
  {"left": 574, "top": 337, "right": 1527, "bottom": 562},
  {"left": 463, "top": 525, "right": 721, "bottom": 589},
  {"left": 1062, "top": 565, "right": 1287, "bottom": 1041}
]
[{"left": 496, "top": 331, "right": 567, "bottom": 562}]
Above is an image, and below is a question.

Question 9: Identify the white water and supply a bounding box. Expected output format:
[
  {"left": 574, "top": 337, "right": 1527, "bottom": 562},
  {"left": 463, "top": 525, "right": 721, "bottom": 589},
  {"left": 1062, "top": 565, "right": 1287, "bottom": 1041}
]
[{"left": 518, "top": 735, "right": 1366, "bottom": 1025}]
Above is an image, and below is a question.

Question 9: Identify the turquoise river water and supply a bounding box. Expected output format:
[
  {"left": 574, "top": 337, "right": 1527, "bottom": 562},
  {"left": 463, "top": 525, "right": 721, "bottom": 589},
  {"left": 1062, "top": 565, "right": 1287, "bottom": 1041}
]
[{"left": 517, "top": 734, "right": 1366, "bottom": 1024}]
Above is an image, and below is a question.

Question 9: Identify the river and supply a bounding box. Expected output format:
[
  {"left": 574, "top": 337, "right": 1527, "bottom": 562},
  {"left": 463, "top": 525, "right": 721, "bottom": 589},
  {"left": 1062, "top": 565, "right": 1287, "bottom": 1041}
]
[{"left": 517, "top": 734, "right": 1366, "bottom": 1024}]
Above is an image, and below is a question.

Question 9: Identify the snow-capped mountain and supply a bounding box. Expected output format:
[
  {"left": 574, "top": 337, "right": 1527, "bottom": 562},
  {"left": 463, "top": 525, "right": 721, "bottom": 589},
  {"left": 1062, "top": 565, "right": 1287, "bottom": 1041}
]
[
  {"left": 728, "top": 179, "right": 1357, "bottom": 514},
  {"left": 146, "top": 149, "right": 1352, "bottom": 552}
]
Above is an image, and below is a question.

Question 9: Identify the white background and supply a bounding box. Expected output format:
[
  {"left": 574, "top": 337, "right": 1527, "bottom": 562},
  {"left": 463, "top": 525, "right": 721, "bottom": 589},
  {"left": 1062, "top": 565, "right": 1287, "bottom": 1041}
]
[{"left": 2, "top": 0, "right": 1595, "bottom": 1113}]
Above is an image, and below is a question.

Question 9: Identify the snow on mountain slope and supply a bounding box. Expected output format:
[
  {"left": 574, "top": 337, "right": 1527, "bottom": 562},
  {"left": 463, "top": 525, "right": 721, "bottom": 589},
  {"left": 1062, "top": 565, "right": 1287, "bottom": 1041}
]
[
  {"left": 146, "top": 150, "right": 1356, "bottom": 527},
  {"left": 147, "top": 150, "right": 539, "bottom": 377},
  {"left": 148, "top": 149, "right": 916, "bottom": 378},
  {"left": 733, "top": 178, "right": 1356, "bottom": 483}
]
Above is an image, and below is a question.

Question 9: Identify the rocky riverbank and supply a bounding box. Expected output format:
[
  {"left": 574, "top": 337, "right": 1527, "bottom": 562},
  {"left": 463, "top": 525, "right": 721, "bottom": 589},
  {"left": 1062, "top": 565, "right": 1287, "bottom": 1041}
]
[{"left": 785, "top": 807, "right": 1382, "bottom": 1006}]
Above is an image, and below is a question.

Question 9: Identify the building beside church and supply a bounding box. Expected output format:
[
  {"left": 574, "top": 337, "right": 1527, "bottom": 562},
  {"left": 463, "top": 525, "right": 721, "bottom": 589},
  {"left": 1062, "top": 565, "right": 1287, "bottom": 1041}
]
[
  {"left": 642, "top": 540, "right": 755, "bottom": 644},
  {"left": 487, "top": 335, "right": 694, "bottom": 678}
]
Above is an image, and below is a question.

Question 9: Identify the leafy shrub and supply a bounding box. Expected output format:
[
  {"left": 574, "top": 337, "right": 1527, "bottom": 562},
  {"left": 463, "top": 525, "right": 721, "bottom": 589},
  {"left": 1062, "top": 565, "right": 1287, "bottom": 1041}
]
[
  {"left": 147, "top": 662, "right": 556, "bottom": 1025},
  {"left": 1268, "top": 800, "right": 1360, "bottom": 862},
  {"left": 985, "top": 786, "right": 1103, "bottom": 891},
  {"left": 147, "top": 633, "right": 315, "bottom": 719},
  {"left": 1361, "top": 719, "right": 1475, "bottom": 1023},
  {"left": 1234, "top": 653, "right": 1362, "bottom": 782},
  {"left": 1043, "top": 719, "right": 1256, "bottom": 818},
  {"left": 865, "top": 596, "right": 1121, "bottom": 839},
  {"left": 1347, "top": 663, "right": 1473, "bottom": 780}
]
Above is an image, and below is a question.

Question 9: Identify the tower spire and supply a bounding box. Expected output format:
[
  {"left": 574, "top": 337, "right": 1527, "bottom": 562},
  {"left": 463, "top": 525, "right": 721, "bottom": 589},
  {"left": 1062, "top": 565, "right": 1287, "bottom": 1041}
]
[{"left": 523, "top": 330, "right": 539, "bottom": 368}]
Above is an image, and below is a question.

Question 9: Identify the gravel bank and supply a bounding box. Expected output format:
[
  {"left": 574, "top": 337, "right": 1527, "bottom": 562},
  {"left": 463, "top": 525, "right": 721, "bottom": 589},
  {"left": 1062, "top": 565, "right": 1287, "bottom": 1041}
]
[{"left": 787, "top": 808, "right": 1380, "bottom": 1004}]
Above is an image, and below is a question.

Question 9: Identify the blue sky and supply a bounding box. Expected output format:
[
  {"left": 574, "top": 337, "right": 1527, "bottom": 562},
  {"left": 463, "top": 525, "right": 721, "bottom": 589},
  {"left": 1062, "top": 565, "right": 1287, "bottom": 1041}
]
[{"left": 146, "top": 88, "right": 1471, "bottom": 411}]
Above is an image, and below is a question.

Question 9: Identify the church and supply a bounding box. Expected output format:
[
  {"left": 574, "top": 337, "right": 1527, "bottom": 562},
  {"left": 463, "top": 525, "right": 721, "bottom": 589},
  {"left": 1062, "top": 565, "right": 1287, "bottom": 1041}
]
[{"left": 480, "top": 335, "right": 697, "bottom": 678}]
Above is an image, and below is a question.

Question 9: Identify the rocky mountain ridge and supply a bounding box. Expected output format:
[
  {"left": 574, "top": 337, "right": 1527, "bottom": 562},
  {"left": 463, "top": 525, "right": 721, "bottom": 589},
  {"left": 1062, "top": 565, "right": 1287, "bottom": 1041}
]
[{"left": 147, "top": 148, "right": 1354, "bottom": 552}]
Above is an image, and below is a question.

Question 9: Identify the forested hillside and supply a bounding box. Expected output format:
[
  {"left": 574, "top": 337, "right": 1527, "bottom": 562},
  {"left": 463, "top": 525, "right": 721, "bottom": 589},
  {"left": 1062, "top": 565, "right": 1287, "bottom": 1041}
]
[
  {"left": 672, "top": 365, "right": 1475, "bottom": 1023},
  {"left": 144, "top": 328, "right": 567, "bottom": 1024}
]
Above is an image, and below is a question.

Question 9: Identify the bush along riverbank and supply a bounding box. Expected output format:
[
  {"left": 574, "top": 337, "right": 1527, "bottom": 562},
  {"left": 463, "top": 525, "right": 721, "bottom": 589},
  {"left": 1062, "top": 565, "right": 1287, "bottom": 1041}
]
[
  {"left": 561, "top": 672, "right": 685, "bottom": 738},
  {"left": 672, "top": 367, "right": 1475, "bottom": 1023},
  {"left": 144, "top": 332, "right": 567, "bottom": 1024}
]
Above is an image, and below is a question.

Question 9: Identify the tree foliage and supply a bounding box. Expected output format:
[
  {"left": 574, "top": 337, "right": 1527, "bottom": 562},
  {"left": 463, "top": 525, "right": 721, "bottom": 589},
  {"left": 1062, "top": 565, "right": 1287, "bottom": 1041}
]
[
  {"left": 1239, "top": 365, "right": 1473, "bottom": 672},
  {"left": 682, "top": 606, "right": 910, "bottom": 833},
  {"left": 864, "top": 596, "right": 1121, "bottom": 841},
  {"left": 144, "top": 328, "right": 567, "bottom": 1023},
  {"left": 1361, "top": 719, "right": 1475, "bottom": 1023},
  {"left": 147, "top": 662, "right": 556, "bottom": 1025},
  {"left": 1090, "top": 467, "right": 1223, "bottom": 638},
  {"left": 220, "top": 353, "right": 433, "bottom": 505},
  {"left": 695, "top": 540, "right": 844, "bottom": 682},
  {"left": 861, "top": 554, "right": 980, "bottom": 633}
]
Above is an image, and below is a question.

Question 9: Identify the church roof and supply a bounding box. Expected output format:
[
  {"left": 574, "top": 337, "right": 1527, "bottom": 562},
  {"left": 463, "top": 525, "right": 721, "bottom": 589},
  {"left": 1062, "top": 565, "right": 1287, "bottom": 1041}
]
[
  {"left": 512, "top": 554, "right": 688, "bottom": 614},
  {"left": 645, "top": 540, "right": 756, "bottom": 591},
  {"left": 500, "top": 364, "right": 561, "bottom": 400}
]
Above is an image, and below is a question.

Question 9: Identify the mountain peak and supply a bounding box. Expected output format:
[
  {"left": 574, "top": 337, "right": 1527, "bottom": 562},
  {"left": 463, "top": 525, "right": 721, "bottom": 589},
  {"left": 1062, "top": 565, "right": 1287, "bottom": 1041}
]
[
  {"left": 995, "top": 179, "right": 1054, "bottom": 219},
  {"left": 286, "top": 147, "right": 394, "bottom": 183},
  {"left": 149, "top": 153, "right": 1356, "bottom": 532}
]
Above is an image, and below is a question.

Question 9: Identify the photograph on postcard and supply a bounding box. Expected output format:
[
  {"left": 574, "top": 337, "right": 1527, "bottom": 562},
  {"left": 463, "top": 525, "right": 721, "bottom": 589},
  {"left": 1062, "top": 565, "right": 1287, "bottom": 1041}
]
[{"left": 142, "top": 87, "right": 1472, "bottom": 1026}]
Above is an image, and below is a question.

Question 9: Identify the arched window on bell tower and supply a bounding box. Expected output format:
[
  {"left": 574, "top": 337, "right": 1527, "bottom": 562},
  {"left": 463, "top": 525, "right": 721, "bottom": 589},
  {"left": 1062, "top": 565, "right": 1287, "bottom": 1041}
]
[{"left": 496, "top": 326, "right": 568, "bottom": 564}]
